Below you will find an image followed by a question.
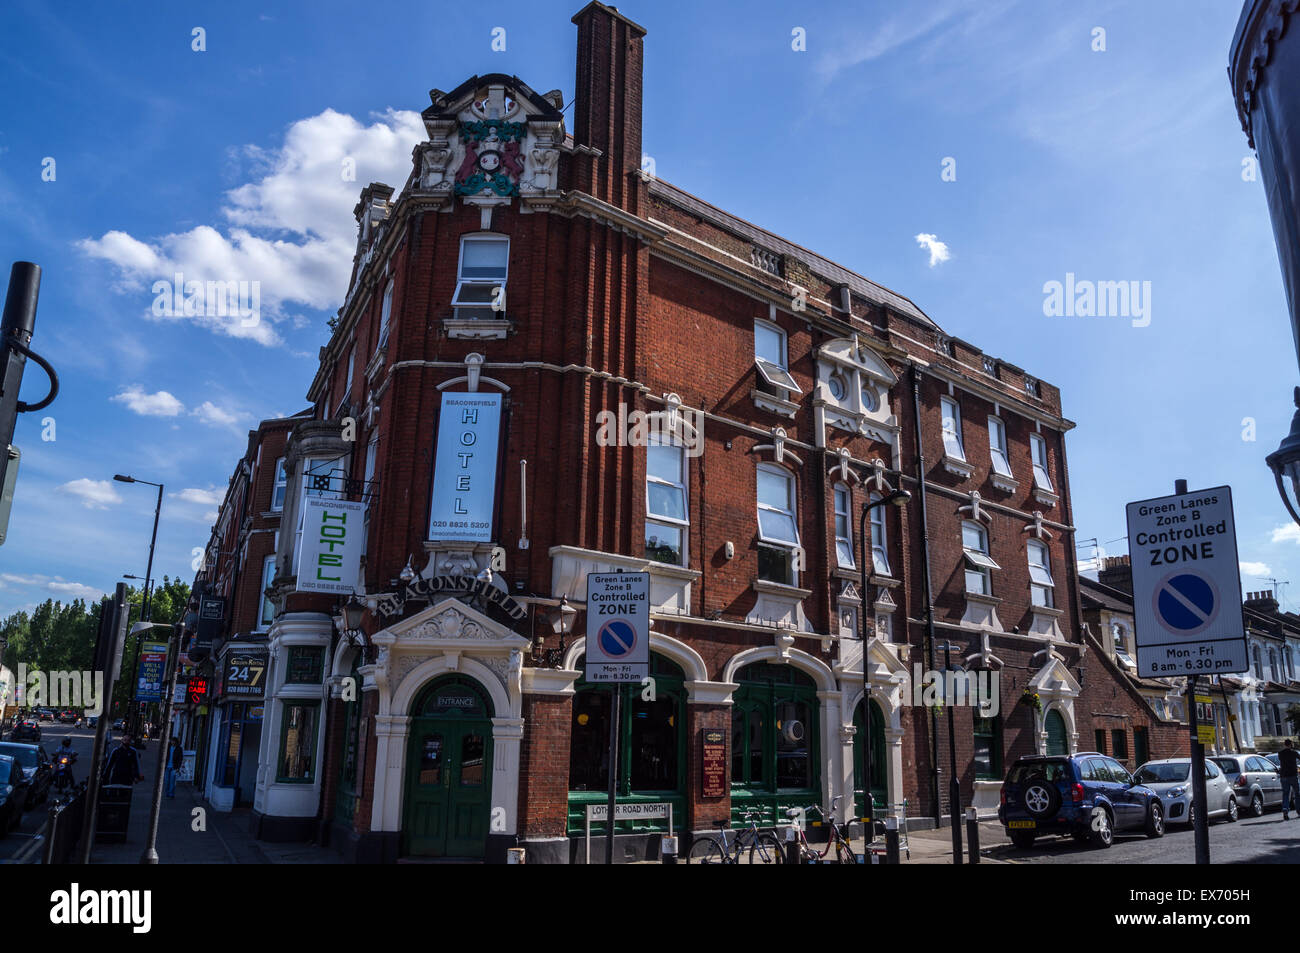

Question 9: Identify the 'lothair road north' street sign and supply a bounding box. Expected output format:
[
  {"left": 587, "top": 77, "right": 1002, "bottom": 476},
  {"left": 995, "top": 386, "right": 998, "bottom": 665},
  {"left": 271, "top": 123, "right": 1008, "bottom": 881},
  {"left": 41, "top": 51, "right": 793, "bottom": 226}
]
[{"left": 1125, "top": 485, "right": 1249, "bottom": 678}]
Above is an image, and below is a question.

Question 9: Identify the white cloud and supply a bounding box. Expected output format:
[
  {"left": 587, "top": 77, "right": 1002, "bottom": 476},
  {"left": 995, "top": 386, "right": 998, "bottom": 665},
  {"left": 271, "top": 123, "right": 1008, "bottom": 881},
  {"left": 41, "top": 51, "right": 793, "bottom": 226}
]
[
  {"left": 0, "top": 573, "right": 105, "bottom": 603},
  {"left": 1241, "top": 561, "right": 1273, "bottom": 578},
  {"left": 77, "top": 108, "right": 427, "bottom": 346},
  {"left": 46, "top": 581, "right": 105, "bottom": 601},
  {"left": 191, "top": 401, "right": 243, "bottom": 429},
  {"left": 915, "top": 233, "right": 951, "bottom": 267},
  {"left": 173, "top": 486, "right": 225, "bottom": 505},
  {"left": 111, "top": 385, "right": 185, "bottom": 417},
  {"left": 1271, "top": 523, "right": 1300, "bottom": 544},
  {"left": 57, "top": 478, "right": 123, "bottom": 509}
]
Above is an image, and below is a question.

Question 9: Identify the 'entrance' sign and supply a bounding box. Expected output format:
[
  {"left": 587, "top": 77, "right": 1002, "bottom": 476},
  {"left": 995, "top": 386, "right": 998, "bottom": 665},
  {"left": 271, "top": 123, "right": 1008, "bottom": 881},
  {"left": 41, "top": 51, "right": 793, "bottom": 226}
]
[{"left": 1126, "top": 485, "right": 1248, "bottom": 677}]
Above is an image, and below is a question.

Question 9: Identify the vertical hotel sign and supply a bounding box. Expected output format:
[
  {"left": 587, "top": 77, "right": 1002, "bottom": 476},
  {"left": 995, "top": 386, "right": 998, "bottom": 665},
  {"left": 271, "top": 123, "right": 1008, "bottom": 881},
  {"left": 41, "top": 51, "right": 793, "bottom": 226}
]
[
  {"left": 297, "top": 498, "right": 365, "bottom": 594},
  {"left": 429, "top": 393, "right": 502, "bottom": 542}
]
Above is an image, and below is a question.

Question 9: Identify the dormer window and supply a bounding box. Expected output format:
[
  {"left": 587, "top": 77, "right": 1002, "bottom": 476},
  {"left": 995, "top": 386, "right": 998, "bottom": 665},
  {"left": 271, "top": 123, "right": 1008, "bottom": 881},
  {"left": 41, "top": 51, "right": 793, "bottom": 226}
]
[
  {"left": 452, "top": 234, "right": 509, "bottom": 320},
  {"left": 754, "top": 320, "right": 799, "bottom": 395}
]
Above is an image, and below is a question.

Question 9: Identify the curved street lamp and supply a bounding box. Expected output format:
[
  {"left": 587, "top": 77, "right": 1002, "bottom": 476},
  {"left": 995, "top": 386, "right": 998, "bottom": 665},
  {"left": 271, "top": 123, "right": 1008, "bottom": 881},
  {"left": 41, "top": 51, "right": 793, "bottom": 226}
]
[{"left": 1266, "top": 388, "right": 1300, "bottom": 527}]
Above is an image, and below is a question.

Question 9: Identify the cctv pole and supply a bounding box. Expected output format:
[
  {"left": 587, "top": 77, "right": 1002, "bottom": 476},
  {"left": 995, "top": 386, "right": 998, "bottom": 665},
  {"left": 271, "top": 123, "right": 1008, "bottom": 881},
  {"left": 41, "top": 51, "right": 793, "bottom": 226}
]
[{"left": 1176, "top": 478, "right": 1211, "bottom": 865}]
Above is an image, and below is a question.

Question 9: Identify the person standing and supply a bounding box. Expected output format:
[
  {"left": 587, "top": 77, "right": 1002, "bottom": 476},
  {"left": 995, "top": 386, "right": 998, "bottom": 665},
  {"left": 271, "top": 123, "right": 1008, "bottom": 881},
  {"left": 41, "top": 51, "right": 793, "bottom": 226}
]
[
  {"left": 165, "top": 737, "right": 182, "bottom": 798},
  {"left": 102, "top": 734, "right": 144, "bottom": 787},
  {"left": 1278, "top": 739, "right": 1300, "bottom": 820}
]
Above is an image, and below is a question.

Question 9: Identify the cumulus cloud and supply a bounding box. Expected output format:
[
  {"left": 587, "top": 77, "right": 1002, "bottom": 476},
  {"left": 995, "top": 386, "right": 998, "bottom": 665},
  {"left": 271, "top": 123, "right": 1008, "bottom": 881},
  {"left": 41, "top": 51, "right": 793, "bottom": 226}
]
[
  {"left": 1271, "top": 523, "right": 1300, "bottom": 544},
  {"left": 172, "top": 486, "right": 225, "bottom": 505},
  {"left": 1241, "top": 561, "right": 1273, "bottom": 577},
  {"left": 77, "top": 108, "right": 427, "bottom": 346},
  {"left": 111, "top": 386, "right": 185, "bottom": 417},
  {"left": 191, "top": 401, "right": 243, "bottom": 429},
  {"left": 915, "top": 233, "right": 951, "bottom": 267},
  {"left": 57, "top": 479, "right": 123, "bottom": 509},
  {"left": 47, "top": 581, "right": 105, "bottom": 601}
]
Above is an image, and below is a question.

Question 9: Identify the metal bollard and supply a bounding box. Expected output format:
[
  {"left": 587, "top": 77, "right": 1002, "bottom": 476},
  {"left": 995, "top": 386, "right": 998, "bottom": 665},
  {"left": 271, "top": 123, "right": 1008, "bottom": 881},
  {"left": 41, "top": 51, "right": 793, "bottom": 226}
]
[
  {"left": 884, "top": 816, "right": 901, "bottom": 865},
  {"left": 41, "top": 801, "right": 59, "bottom": 865},
  {"left": 785, "top": 824, "right": 801, "bottom": 864},
  {"left": 506, "top": 847, "right": 526, "bottom": 864},
  {"left": 661, "top": 835, "right": 678, "bottom": 865},
  {"left": 965, "top": 807, "right": 980, "bottom": 864}
]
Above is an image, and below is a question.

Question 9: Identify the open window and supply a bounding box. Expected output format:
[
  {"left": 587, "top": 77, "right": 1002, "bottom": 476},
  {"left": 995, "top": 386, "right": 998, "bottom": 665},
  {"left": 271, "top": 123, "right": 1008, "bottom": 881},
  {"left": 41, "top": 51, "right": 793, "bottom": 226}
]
[
  {"left": 452, "top": 234, "right": 509, "bottom": 320},
  {"left": 1027, "top": 539, "right": 1055, "bottom": 607},
  {"left": 962, "top": 520, "right": 998, "bottom": 595},
  {"left": 754, "top": 320, "right": 801, "bottom": 396}
]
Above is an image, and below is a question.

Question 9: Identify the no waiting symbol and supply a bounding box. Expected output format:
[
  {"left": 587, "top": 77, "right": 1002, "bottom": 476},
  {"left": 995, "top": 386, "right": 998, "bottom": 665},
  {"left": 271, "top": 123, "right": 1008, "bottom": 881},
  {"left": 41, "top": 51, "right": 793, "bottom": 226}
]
[
  {"left": 1154, "top": 571, "right": 1218, "bottom": 635},
  {"left": 598, "top": 618, "right": 638, "bottom": 658}
]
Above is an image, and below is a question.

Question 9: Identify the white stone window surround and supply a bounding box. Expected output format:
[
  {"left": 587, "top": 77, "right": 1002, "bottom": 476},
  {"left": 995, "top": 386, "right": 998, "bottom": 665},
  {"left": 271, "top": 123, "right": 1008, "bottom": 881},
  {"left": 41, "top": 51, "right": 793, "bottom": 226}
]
[
  {"left": 813, "top": 338, "right": 896, "bottom": 439},
  {"left": 549, "top": 544, "right": 701, "bottom": 617}
]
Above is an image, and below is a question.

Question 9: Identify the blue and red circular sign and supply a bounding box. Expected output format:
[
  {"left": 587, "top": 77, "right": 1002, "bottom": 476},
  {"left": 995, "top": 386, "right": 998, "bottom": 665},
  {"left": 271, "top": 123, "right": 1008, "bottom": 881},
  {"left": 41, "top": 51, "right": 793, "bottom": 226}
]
[
  {"left": 597, "top": 618, "right": 638, "bottom": 659},
  {"left": 1151, "top": 570, "right": 1220, "bottom": 637}
]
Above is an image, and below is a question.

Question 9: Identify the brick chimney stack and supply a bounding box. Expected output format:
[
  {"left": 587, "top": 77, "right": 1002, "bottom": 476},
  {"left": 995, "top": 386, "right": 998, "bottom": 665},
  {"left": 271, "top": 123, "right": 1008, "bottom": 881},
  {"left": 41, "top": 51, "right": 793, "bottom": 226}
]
[
  {"left": 1098, "top": 554, "right": 1132, "bottom": 594},
  {"left": 1245, "top": 590, "right": 1280, "bottom": 615},
  {"left": 571, "top": 1, "right": 646, "bottom": 212}
]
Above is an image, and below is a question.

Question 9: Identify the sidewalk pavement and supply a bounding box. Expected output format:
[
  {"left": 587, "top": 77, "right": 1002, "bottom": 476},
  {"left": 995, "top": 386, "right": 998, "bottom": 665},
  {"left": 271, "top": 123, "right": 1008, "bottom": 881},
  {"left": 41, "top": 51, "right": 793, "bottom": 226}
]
[{"left": 87, "top": 742, "right": 340, "bottom": 864}]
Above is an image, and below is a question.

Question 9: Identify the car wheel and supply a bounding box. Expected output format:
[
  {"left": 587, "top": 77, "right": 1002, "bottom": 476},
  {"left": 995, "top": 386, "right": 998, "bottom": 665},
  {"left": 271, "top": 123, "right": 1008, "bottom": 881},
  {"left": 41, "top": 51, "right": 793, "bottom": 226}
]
[
  {"left": 1009, "top": 830, "right": 1035, "bottom": 849},
  {"left": 1021, "top": 777, "right": 1062, "bottom": 820},
  {"left": 1226, "top": 797, "right": 1238, "bottom": 823},
  {"left": 1251, "top": 792, "right": 1264, "bottom": 818},
  {"left": 1090, "top": 807, "right": 1114, "bottom": 848},
  {"left": 1145, "top": 801, "right": 1165, "bottom": 838}
]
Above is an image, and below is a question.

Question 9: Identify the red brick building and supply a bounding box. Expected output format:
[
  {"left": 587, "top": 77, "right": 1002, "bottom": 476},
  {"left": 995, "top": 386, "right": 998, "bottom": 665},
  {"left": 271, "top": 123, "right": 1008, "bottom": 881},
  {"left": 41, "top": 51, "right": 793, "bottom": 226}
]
[{"left": 185, "top": 1, "right": 1179, "bottom": 862}]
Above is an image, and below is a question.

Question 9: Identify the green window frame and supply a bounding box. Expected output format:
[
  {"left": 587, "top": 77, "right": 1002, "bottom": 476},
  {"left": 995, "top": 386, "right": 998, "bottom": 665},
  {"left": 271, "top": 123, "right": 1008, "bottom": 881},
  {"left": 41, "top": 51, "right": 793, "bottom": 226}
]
[
  {"left": 973, "top": 714, "right": 1002, "bottom": 780},
  {"left": 286, "top": 646, "right": 325, "bottom": 684},
  {"left": 277, "top": 700, "right": 320, "bottom": 783},
  {"left": 567, "top": 654, "right": 686, "bottom": 835}
]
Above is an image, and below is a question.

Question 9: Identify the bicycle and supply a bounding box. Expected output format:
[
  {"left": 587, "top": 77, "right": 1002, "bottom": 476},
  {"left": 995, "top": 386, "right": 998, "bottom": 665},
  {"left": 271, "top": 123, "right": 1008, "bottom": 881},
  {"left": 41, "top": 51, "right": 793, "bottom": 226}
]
[
  {"left": 787, "top": 795, "right": 858, "bottom": 864},
  {"left": 687, "top": 809, "right": 783, "bottom": 864}
]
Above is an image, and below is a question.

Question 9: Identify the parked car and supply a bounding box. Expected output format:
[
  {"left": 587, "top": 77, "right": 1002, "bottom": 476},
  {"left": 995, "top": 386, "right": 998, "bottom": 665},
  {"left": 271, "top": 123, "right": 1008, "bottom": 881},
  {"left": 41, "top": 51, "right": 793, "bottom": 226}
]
[
  {"left": 1212, "top": 754, "right": 1283, "bottom": 817},
  {"left": 1265, "top": 752, "right": 1282, "bottom": 771},
  {"left": 0, "top": 743, "right": 52, "bottom": 808},
  {"left": 9, "top": 720, "right": 40, "bottom": 743},
  {"left": 1134, "top": 758, "right": 1238, "bottom": 825},
  {"left": 999, "top": 752, "right": 1165, "bottom": 849},
  {"left": 0, "top": 754, "right": 29, "bottom": 834}
]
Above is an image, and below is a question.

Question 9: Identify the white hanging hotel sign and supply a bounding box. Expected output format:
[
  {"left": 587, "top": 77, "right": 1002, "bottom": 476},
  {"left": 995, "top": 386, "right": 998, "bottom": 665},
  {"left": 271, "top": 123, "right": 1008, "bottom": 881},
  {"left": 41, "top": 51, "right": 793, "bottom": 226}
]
[
  {"left": 429, "top": 393, "right": 502, "bottom": 543},
  {"left": 296, "top": 497, "right": 365, "bottom": 594}
]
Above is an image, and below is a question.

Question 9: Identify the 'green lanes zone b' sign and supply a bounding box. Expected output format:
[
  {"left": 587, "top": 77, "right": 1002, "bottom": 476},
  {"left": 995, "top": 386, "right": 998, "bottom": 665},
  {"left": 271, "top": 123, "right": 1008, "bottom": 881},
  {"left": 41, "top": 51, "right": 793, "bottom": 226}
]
[{"left": 297, "top": 497, "right": 365, "bottom": 594}]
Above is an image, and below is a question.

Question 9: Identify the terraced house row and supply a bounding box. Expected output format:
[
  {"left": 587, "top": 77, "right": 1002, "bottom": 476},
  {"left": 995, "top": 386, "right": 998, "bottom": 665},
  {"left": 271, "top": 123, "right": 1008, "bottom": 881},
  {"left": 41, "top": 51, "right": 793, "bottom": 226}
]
[{"left": 171, "top": 2, "right": 1188, "bottom": 863}]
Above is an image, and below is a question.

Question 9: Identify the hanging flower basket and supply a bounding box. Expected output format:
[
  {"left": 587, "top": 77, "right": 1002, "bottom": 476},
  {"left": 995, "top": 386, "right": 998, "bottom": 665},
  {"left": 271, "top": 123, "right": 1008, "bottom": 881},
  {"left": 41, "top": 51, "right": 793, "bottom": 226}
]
[{"left": 1022, "top": 689, "right": 1042, "bottom": 713}]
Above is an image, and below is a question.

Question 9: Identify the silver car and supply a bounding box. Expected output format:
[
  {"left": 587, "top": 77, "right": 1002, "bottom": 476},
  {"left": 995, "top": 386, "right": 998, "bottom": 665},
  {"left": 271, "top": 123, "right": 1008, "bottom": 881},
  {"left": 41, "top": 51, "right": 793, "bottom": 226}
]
[
  {"left": 1133, "top": 758, "right": 1238, "bottom": 826},
  {"left": 1212, "top": 754, "right": 1283, "bottom": 817}
]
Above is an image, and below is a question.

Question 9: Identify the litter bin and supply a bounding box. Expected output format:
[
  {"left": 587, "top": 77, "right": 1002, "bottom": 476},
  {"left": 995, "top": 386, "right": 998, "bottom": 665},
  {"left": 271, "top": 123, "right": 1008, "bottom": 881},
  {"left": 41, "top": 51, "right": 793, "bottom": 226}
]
[{"left": 96, "top": 784, "right": 132, "bottom": 843}]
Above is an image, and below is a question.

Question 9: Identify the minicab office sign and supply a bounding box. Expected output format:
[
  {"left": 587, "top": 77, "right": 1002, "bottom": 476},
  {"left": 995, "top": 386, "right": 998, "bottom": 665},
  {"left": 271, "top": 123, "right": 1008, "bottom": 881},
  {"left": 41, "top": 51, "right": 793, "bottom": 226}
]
[{"left": 1125, "top": 486, "right": 1248, "bottom": 677}]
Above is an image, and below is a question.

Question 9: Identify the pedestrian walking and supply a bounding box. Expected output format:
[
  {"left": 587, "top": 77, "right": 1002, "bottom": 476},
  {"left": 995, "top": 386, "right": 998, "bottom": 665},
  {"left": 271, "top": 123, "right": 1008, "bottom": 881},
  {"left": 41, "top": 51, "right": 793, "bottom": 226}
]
[
  {"left": 1278, "top": 739, "right": 1300, "bottom": 819},
  {"left": 102, "top": 734, "right": 145, "bottom": 787},
  {"left": 165, "top": 737, "right": 182, "bottom": 798}
]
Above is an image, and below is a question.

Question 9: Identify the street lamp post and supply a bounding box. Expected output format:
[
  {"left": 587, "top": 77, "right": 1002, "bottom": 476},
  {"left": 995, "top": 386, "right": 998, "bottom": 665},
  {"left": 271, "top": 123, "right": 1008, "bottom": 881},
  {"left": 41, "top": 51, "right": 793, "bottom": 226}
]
[
  {"left": 859, "top": 488, "right": 910, "bottom": 859},
  {"left": 115, "top": 475, "right": 163, "bottom": 742}
]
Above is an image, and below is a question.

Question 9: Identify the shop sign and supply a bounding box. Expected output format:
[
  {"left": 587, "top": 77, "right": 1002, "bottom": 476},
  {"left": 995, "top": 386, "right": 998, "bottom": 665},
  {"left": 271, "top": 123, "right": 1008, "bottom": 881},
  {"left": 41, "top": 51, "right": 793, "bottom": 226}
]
[
  {"left": 296, "top": 498, "right": 365, "bottom": 594},
  {"left": 428, "top": 393, "right": 502, "bottom": 543},
  {"left": 374, "top": 572, "right": 527, "bottom": 623},
  {"left": 224, "top": 650, "right": 268, "bottom": 699},
  {"left": 135, "top": 641, "right": 168, "bottom": 703},
  {"left": 187, "top": 677, "right": 209, "bottom": 706},
  {"left": 701, "top": 728, "right": 727, "bottom": 798}
]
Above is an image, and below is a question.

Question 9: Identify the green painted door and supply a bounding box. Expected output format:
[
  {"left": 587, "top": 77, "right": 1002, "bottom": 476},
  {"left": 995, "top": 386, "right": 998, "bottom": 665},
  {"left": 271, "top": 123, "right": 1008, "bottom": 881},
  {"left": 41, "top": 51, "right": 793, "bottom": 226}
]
[
  {"left": 403, "top": 677, "right": 494, "bottom": 859},
  {"left": 1045, "top": 709, "right": 1068, "bottom": 756},
  {"left": 854, "top": 700, "right": 887, "bottom": 817}
]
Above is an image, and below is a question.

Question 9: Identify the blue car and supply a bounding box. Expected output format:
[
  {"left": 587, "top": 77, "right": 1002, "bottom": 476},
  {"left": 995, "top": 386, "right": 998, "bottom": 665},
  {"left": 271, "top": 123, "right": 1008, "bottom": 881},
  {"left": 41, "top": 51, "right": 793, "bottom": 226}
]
[{"left": 999, "top": 753, "right": 1165, "bottom": 849}]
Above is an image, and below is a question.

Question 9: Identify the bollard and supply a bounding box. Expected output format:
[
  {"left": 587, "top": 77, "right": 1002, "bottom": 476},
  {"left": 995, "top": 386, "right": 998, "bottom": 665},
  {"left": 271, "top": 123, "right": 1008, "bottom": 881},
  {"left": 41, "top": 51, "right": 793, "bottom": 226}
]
[
  {"left": 884, "top": 815, "right": 900, "bottom": 865},
  {"left": 506, "top": 847, "right": 526, "bottom": 864},
  {"left": 661, "top": 835, "right": 678, "bottom": 865},
  {"left": 41, "top": 801, "right": 59, "bottom": 865},
  {"left": 965, "top": 807, "right": 980, "bottom": 864},
  {"left": 785, "top": 823, "right": 801, "bottom": 864}
]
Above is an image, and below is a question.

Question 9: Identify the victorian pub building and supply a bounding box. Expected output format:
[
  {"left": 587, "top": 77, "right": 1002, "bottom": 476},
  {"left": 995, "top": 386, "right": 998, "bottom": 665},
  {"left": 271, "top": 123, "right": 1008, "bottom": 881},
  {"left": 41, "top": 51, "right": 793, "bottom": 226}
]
[{"left": 183, "top": 2, "right": 1186, "bottom": 863}]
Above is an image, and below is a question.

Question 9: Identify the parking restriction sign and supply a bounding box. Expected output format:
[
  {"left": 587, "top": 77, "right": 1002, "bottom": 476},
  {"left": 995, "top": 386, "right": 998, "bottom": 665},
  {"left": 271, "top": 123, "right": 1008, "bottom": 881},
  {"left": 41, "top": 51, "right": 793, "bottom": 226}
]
[
  {"left": 584, "top": 572, "right": 649, "bottom": 682},
  {"left": 1125, "top": 485, "right": 1248, "bottom": 677}
]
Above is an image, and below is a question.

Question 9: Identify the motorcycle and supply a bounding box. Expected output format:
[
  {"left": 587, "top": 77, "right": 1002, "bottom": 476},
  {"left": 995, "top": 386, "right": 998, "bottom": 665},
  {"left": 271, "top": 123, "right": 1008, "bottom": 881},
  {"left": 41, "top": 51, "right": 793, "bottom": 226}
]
[{"left": 52, "top": 750, "right": 77, "bottom": 791}]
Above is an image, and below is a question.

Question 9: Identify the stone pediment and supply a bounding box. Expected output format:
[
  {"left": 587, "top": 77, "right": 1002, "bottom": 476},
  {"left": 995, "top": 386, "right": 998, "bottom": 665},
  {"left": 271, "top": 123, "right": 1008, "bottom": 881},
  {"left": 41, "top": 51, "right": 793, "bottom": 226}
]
[
  {"left": 376, "top": 597, "right": 531, "bottom": 655},
  {"left": 416, "top": 76, "right": 566, "bottom": 201},
  {"left": 1029, "top": 654, "right": 1080, "bottom": 697}
]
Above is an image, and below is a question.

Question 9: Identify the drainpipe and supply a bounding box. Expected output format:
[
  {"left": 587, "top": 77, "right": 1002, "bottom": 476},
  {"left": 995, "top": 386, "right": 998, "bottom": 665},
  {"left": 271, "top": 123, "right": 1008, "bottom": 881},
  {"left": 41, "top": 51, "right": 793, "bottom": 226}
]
[{"left": 910, "top": 364, "right": 942, "bottom": 826}]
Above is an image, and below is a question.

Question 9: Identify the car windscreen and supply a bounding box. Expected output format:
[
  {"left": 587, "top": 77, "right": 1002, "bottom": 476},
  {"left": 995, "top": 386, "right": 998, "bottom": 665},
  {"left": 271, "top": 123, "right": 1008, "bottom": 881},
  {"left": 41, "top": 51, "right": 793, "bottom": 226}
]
[
  {"left": 1135, "top": 762, "right": 1190, "bottom": 784},
  {"left": 1211, "top": 757, "right": 1241, "bottom": 776},
  {"left": 0, "top": 745, "right": 37, "bottom": 768},
  {"left": 1008, "top": 761, "right": 1070, "bottom": 784}
]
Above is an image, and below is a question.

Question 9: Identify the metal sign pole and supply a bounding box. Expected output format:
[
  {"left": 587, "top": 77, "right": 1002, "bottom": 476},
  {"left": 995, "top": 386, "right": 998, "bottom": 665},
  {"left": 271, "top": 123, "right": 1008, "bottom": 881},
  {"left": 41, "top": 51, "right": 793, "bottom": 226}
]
[
  {"left": 605, "top": 684, "right": 620, "bottom": 865},
  {"left": 1171, "top": 478, "right": 1211, "bottom": 865}
]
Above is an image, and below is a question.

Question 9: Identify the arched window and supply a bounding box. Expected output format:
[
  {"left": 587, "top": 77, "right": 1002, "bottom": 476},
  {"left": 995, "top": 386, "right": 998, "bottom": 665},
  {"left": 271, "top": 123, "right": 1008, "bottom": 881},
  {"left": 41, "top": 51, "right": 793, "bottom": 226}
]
[
  {"left": 567, "top": 654, "right": 685, "bottom": 836},
  {"left": 731, "top": 662, "right": 820, "bottom": 825}
]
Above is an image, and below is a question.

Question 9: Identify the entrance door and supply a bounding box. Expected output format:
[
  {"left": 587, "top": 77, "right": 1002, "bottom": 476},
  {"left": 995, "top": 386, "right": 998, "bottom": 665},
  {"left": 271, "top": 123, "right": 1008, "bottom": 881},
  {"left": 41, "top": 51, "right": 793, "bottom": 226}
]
[{"left": 403, "top": 677, "right": 494, "bottom": 859}]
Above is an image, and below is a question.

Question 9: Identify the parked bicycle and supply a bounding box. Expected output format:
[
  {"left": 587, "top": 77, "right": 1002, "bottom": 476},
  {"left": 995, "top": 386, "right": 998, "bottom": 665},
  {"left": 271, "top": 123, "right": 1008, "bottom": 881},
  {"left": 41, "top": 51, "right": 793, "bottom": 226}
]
[
  {"left": 687, "top": 808, "right": 783, "bottom": 864},
  {"left": 788, "top": 795, "right": 858, "bottom": 864}
]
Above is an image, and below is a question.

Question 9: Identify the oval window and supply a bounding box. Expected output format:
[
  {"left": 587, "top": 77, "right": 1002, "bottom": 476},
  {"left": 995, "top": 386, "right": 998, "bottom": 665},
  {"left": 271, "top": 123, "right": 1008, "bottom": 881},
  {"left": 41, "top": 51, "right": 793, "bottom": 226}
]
[
  {"left": 828, "top": 374, "right": 846, "bottom": 400},
  {"left": 861, "top": 384, "right": 880, "bottom": 413}
]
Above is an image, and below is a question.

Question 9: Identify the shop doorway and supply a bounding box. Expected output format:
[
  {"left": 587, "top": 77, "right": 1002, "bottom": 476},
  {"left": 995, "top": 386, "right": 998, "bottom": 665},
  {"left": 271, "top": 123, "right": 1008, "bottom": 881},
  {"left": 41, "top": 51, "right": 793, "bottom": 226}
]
[{"left": 402, "top": 675, "right": 494, "bottom": 859}]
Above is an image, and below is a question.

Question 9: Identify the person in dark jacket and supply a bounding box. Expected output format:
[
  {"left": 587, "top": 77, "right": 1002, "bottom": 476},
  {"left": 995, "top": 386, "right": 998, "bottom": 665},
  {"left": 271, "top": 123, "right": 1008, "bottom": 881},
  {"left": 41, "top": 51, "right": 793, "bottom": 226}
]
[
  {"left": 102, "top": 735, "right": 144, "bottom": 787},
  {"left": 165, "top": 737, "right": 182, "bottom": 798},
  {"left": 1278, "top": 739, "right": 1300, "bottom": 819}
]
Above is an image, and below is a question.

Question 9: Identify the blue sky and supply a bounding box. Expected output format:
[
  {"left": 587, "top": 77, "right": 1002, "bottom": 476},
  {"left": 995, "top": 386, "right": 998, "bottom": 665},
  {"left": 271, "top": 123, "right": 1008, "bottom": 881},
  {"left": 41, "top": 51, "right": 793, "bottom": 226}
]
[{"left": 1, "top": 0, "right": 1296, "bottom": 616}]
